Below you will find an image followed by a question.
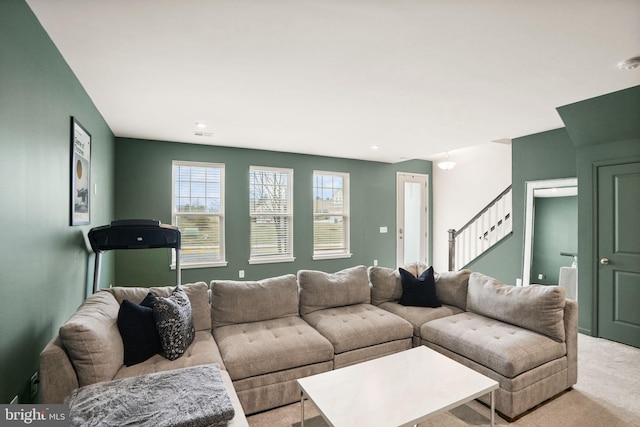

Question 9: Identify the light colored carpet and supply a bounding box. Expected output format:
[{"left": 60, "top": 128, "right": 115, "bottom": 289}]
[{"left": 247, "top": 334, "right": 640, "bottom": 426}]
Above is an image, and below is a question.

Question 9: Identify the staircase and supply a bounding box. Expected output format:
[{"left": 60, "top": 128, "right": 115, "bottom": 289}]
[{"left": 448, "top": 186, "right": 512, "bottom": 271}]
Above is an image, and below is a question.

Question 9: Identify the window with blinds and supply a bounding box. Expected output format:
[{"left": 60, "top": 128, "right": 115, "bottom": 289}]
[
  {"left": 249, "top": 166, "right": 294, "bottom": 264},
  {"left": 172, "top": 161, "right": 227, "bottom": 268},
  {"left": 313, "top": 171, "right": 351, "bottom": 259}
]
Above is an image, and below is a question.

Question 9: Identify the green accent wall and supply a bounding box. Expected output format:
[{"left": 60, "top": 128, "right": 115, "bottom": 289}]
[
  {"left": 530, "top": 196, "right": 577, "bottom": 285},
  {"left": 0, "top": 0, "right": 115, "bottom": 403},
  {"left": 466, "top": 128, "right": 577, "bottom": 284},
  {"left": 114, "top": 138, "right": 431, "bottom": 285}
]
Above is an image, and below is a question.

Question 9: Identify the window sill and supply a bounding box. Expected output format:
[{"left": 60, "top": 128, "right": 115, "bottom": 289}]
[
  {"left": 313, "top": 253, "right": 353, "bottom": 261},
  {"left": 171, "top": 261, "right": 228, "bottom": 270},
  {"left": 248, "top": 256, "right": 296, "bottom": 265}
]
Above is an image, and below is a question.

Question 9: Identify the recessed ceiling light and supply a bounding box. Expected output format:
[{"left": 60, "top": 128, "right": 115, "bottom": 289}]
[
  {"left": 371, "top": 145, "right": 380, "bottom": 150},
  {"left": 617, "top": 56, "right": 640, "bottom": 70},
  {"left": 195, "top": 122, "right": 207, "bottom": 129}
]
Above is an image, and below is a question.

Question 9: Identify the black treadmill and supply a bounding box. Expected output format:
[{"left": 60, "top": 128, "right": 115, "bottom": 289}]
[{"left": 88, "top": 219, "right": 181, "bottom": 293}]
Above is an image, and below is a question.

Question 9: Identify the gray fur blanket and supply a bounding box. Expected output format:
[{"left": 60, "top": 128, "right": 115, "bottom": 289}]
[{"left": 67, "top": 364, "right": 235, "bottom": 426}]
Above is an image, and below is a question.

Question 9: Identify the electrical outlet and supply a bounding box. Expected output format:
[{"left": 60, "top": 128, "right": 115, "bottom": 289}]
[
  {"left": 373, "top": 260, "right": 378, "bottom": 266},
  {"left": 239, "top": 270, "right": 245, "bottom": 279},
  {"left": 30, "top": 372, "right": 38, "bottom": 398},
  {"left": 10, "top": 395, "right": 18, "bottom": 404}
]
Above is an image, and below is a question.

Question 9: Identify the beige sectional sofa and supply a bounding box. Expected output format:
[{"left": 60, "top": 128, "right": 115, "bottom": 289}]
[{"left": 40, "top": 265, "right": 577, "bottom": 422}]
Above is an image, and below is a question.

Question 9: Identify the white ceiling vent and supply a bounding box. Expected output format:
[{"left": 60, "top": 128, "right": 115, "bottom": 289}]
[{"left": 194, "top": 131, "right": 213, "bottom": 137}]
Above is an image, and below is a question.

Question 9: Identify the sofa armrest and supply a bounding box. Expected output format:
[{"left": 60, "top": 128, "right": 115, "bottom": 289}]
[
  {"left": 563, "top": 299, "right": 578, "bottom": 388},
  {"left": 40, "top": 336, "right": 79, "bottom": 403}
]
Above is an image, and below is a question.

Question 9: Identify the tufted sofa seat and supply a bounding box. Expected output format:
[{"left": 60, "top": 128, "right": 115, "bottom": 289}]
[
  {"left": 423, "top": 313, "right": 567, "bottom": 378},
  {"left": 298, "top": 266, "right": 413, "bottom": 369},
  {"left": 210, "top": 274, "right": 334, "bottom": 415}
]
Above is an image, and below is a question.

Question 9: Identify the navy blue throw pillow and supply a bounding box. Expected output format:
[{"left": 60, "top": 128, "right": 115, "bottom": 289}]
[
  {"left": 398, "top": 266, "right": 442, "bottom": 308},
  {"left": 117, "top": 295, "right": 162, "bottom": 366}
]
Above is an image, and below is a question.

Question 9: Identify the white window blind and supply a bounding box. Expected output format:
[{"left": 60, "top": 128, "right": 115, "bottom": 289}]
[
  {"left": 172, "top": 161, "right": 226, "bottom": 268},
  {"left": 313, "top": 171, "right": 351, "bottom": 259},
  {"left": 249, "top": 166, "right": 294, "bottom": 264}
]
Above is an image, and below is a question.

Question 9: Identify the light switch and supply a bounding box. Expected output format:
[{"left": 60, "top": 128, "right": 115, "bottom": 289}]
[{"left": 379, "top": 227, "right": 388, "bottom": 233}]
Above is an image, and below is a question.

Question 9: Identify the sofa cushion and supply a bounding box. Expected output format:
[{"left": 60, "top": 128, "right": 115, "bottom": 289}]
[
  {"left": 150, "top": 286, "right": 196, "bottom": 361},
  {"left": 117, "top": 299, "right": 162, "bottom": 366},
  {"left": 302, "top": 303, "right": 413, "bottom": 354},
  {"left": 114, "top": 330, "right": 225, "bottom": 380},
  {"left": 398, "top": 267, "right": 441, "bottom": 308},
  {"left": 435, "top": 269, "right": 471, "bottom": 311},
  {"left": 59, "top": 291, "right": 123, "bottom": 387},
  {"left": 213, "top": 317, "right": 334, "bottom": 381},
  {"left": 378, "top": 302, "right": 463, "bottom": 336},
  {"left": 298, "top": 265, "right": 370, "bottom": 316},
  {"left": 368, "top": 266, "right": 402, "bottom": 306},
  {"left": 106, "top": 282, "right": 211, "bottom": 332},
  {"left": 421, "top": 312, "right": 567, "bottom": 378},
  {"left": 467, "top": 273, "right": 567, "bottom": 342},
  {"left": 210, "top": 274, "right": 298, "bottom": 328}
]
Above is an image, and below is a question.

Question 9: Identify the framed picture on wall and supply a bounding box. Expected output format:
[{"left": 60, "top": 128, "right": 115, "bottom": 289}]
[{"left": 70, "top": 117, "right": 91, "bottom": 225}]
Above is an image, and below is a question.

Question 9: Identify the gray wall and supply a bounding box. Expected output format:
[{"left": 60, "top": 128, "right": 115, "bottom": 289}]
[{"left": 0, "top": 0, "right": 115, "bottom": 403}]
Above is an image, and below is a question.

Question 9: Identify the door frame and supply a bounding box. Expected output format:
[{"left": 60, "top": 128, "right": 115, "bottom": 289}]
[
  {"left": 396, "top": 172, "right": 430, "bottom": 267},
  {"left": 591, "top": 155, "right": 640, "bottom": 338}
]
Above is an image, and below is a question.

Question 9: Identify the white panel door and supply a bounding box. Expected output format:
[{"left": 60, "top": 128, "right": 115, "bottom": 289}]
[{"left": 397, "top": 173, "right": 429, "bottom": 267}]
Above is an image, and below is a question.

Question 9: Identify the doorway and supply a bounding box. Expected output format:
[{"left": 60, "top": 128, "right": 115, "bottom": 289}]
[
  {"left": 597, "top": 161, "right": 640, "bottom": 348},
  {"left": 396, "top": 173, "right": 429, "bottom": 267}
]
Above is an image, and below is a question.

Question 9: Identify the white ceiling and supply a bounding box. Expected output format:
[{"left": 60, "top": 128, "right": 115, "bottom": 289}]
[{"left": 26, "top": 0, "right": 640, "bottom": 163}]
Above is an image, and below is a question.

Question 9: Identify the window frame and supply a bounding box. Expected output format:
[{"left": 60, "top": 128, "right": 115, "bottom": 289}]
[
  {"left": 312, "top": 170, "right": 352, "bottom": 260},
  {"left": 249, "top": 166, "right": 295, "bottom": 264},
  {"left": 171, "top": 160, "right": 227, "bottom": 269}
]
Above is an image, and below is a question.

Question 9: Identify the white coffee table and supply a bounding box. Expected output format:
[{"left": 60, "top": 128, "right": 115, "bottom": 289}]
[{"left": 297, "top": 346, "right": 499, "bottom": 427}]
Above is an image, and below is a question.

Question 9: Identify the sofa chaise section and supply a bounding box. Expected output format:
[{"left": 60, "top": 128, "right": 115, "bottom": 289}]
[
  {"left": 298, "top": 265, "right": 413, "bottom": 369},
  {"left": 210, "top": 274, "right": 334, "bottom": 415},
  {"left": 421, "top": 272, "right": 578, "bottom": 420}
]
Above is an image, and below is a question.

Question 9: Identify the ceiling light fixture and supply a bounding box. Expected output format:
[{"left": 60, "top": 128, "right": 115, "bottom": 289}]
[
  {"left": 617, "top": 56, "right": 640, "bottom": 70},
  {"left": 437, "top": 153, "right": 456, "bottom": 170},
  {"left": 195, "top": 122, "right": 207, "bottom": 129},
  {"left": 371, "top": 145, "right": 380, "bottom": 150}
]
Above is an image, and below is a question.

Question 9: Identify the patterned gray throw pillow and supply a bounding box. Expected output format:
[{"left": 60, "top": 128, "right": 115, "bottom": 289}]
[{"left": 152, "top": 285, "right": 195, "bottom": 360}]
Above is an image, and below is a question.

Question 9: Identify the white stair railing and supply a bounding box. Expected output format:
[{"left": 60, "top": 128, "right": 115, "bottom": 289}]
[{"left": 448, "top": 186, "right": 512, "bottom": 271}]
